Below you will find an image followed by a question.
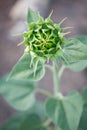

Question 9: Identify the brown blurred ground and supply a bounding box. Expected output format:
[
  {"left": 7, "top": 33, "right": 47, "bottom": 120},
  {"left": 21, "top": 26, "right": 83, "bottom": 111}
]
[{"left": 0, "top": 0, "right": 87, "bottom": 127}]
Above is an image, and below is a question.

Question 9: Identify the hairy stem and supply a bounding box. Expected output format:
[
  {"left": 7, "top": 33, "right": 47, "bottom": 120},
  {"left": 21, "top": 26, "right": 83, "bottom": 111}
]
[
  {"left": 58, "top": 65, "right": 65, "bottom": 79},
  {"left": 53, "top": 62, "right": 66, "bottom": 96},
  {"left": 36, "top": 88, "right": 52, "bottom": 97},
  {"left": 45, "top": 64, "right": 53, "bottom": 72},
  {"left": 53, "top": 61, "right": 59, "bottom": 96}
]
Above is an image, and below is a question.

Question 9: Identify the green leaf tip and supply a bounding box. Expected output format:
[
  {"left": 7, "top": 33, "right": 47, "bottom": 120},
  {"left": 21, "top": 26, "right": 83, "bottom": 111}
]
[{"left": 27, "top": 8, "right": 41, "bottom": 24}]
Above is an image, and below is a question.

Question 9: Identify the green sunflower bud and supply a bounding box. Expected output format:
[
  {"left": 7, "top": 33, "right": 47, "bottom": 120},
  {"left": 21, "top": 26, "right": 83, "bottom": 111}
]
[{"left": 22, "top": 13, "right": 66, "bottom": 60}]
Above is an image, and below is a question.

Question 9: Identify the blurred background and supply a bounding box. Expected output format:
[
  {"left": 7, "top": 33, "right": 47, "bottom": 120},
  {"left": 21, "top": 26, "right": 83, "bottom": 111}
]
[{"left": 0, "top": 0, "right": 87, "bottom": 126}]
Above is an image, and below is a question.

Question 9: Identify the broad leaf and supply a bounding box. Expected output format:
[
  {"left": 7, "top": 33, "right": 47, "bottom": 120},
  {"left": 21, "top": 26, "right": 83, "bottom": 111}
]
[
  {"left": 79, "top": 105, "right": 87, "bottom": 130},
  {"left": 66, "top": 60, "right": 87, "bottom": 72},
  {"left": 79, "top": 87, "right": 87, "bottom": 130},
  {"left": 8, "top": 54, "right": 45, "bottom": 81},
  {"left": 45, "top": 91, "right": 83, "bottom": 130},
  {"left": 0, "top": 112, "right": 47, "bottom": 130},
  {"left": 62, "top": 38, "right": 87, "bottom": 63},
  {"left": 82, "top": 87, "right": 87, "bottom": 105},
  {"left": 27, "top": 8, "right": 40, "bottom": 24},
  {"left": 27, "top": 101, "right": 47, "bottom": 121},
  {"left": 75, "top": 35, "right": 87, "bottom": 45},
  {"left": 61, "top": 37, "right": 87, "bottom": 71},
  {"left": 0, "top": 78, "right": 35, "bottom": 110}
]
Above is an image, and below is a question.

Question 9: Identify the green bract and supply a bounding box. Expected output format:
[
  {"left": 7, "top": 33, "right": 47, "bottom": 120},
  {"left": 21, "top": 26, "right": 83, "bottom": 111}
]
[{"left": 23, "top": 17, "right": 65, "bottom": 60}]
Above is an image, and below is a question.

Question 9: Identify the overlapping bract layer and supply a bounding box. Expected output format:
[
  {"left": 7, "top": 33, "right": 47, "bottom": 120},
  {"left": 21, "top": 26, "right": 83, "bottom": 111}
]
[{"left": 23, "top": 17, "right": 65, "bottom": 59}]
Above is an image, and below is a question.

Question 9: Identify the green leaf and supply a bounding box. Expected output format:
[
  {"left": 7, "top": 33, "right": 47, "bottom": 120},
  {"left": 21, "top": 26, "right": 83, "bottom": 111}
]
[
  {"left": 75, "top": 35, "right": 87, "bottom": 45},
  {"left": 45, "top": 91, "right": 83, "bottom": 130},
  {"left": 0, "top": 112, "right": 47, "bottom": 130},
  {"left": 27, "top": 8, "right": 40, "bottom": 24},
  {"left": 66, "top": 60, "right": 87, "bottom": 72},
  {"left": 82, "top": 87, "right": 87, "bottom": 105},
  {"left": 27, "top": 101, "right": 47, "bottom": 121},
  {"left": 79, "top": 105, "right": 87, "bottom": 130},
  {"left": 61, "top": 37, "right": 87, "bottom": 71},
  {"left": 62, "top": 38, "right": 87, "bottom": 63},
  {"left": 0, "top": 101, "right": 47, "bottom": 130},
  {"left": 8, "top": 54, "right": 45, "bottom": 81},
  {"left": 0, "top": 78, "right": 35, "bottom": 110},
  {"left": 78, "top": 86, "right": 87, "bottom": 130}
]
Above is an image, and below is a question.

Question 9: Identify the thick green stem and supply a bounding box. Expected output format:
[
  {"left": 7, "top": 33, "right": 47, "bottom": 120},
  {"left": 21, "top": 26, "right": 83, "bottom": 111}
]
[
  {"left": 36, "top": 88, "right": 52, "bottom": 97},
  {"left": 58, "top": 65, "right": 65, "bottom": 79},
  {"left": 53, "top": 61, "right": 59, "bottom": 96},
  {"left": 53, "top": 62, "right": 65, "bottom": 96},
  {"left": 45, "top": 64, "right": 53, "bottom": 72}
]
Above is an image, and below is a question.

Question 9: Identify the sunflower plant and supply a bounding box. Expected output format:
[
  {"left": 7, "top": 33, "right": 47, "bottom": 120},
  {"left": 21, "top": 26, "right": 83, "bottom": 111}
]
[{"left": 0, "top": 8, "right": 87, "bottom": 130}]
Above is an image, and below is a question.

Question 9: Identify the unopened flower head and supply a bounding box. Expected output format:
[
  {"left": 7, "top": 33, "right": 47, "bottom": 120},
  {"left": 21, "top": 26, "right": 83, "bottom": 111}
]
[{"left": 23, "top": 17, "right": 67, "bottom": 60}]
